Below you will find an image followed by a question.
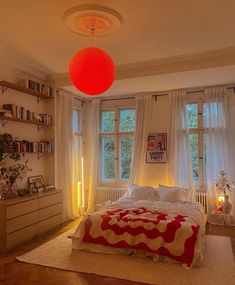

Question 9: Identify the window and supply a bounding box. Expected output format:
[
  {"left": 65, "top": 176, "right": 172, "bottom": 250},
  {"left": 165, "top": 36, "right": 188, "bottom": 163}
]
[
  {"left": 73, "top": 108, "right": 81, "bottom": 134},
  {"left": 186, "top": 98, "right": 222, "bottom": 189},
  {"left": 99, "top": 108, "right": 135, "bottom": 184},
  {"left": 186, "top": 103, "right": 201, "bottom": 185}
]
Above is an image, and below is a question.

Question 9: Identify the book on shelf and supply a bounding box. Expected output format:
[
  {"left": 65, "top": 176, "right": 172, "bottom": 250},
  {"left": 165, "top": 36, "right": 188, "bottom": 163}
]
[
  {"left": 26, "top": 78, "right": 54, "bottom": 97},
  {"left": 14, "top": 139, "right": 54, "bottom": 153},
  {"left": 2, "top": 104, "right": 17, "bottom": 117},
  {"left": 39, "top": 114, "right": 53, "bottom": 124},
  {"left": 0, "top": 109, "right": 13, "bottom": 118}
]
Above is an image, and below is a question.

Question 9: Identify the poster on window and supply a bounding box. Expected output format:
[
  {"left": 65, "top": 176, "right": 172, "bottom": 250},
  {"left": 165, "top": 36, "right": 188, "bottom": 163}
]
[{"left": 146, "top": 133, "right": 167, "bottom": 163}]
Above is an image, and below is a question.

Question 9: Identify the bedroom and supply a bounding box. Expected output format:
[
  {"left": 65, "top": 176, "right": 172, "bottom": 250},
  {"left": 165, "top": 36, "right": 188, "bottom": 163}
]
[{"left": 0, "top": 0, "right": 235, "bottom": 284}]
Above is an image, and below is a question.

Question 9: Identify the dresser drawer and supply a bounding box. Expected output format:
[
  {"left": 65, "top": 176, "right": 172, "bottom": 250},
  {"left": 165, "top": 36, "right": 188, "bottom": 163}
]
[
  {"left": 6, "top": 211, "right": 38, "bottom": 234},
  {"left": 38, "top": 203, "right": 62, "bottom": 222},
  {"left": 6, "top": 224, "right": 38, "bottom": 249},
  {"left": 38, "top": 192, "right": 62, "bottom": 209},
  {"left": 6, "top": 199, "right": 38, "bottom": 220},
  {"left": 38, "top": 213, "right": 63, "bottom": 234}
]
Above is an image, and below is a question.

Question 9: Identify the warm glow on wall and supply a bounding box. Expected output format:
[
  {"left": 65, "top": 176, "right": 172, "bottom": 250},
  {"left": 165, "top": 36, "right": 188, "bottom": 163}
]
[
  {"left": 76, "top": 157, "right": 85, "bottom": 208},
  {"left": 81, "top": 157, "right": 85, "bottom": 208},
  {"left": 77, "top": 181, "right": 82, "bottom": 207}
]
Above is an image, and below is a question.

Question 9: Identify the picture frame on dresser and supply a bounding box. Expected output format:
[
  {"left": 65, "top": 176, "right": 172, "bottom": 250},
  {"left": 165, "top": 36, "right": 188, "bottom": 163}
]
[{"left": 28, "top": 175, "right": 45, "bottom": 192}]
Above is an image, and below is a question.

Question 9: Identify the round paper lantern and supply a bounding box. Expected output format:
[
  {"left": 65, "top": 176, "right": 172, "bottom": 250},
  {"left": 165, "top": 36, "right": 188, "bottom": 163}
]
[{"left": 69, "top": 47, "right": 115, "bottom": 95}]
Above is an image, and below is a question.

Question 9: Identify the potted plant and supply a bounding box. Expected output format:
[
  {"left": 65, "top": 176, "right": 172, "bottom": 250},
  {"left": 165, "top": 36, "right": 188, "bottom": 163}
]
[
  {"left": 0, "top": 133, "right": 20, "bottom": 161},
  {"left": 0, "top": 160, "right": 31, "bottom": 199},
  {"left": 0, "top": 133, "right": 31, "bottom": 199}
]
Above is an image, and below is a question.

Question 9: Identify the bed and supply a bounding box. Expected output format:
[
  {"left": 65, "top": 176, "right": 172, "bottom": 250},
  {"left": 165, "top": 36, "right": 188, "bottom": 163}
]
[{"left": 71, "top": 185, "right": 206, "bottom": 269}]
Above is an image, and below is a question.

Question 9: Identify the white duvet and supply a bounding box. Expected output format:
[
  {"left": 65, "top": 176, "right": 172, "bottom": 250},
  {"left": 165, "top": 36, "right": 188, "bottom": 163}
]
[{"left": 72, "top": 198, "right": 206, "bottom": 267}]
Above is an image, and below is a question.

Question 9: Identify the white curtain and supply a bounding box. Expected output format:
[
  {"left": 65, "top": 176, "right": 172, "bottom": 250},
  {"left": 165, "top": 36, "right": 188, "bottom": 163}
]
[
  {"left": 167, "top": 90, "right": 195, "bottom": 200},
  {"left": 56, "top": 90, "right": 80, "bottom": 220},
  {"left": 84, "top": 100, "right": 100, "bottom": 213},
  {"left": 129, "top": 94, "right": 152, "bottom": 185},
  {"left": 204, "top": 87, "right": 233, "bottom": 213}
]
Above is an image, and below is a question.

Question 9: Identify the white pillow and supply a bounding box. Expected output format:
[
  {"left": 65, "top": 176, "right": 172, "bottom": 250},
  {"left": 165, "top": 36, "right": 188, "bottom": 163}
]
[
  {"left": 158, "top": 184, "right": 188, "bottom": 191},
  {"left": 158, "top": 184, "right": 189, "bottom": 200},
  {"left": 157, "top": 187, "right": 186, "bottom": 203},
  {"left": 125, "top": 185, "right": 156, "bottom": 201}
]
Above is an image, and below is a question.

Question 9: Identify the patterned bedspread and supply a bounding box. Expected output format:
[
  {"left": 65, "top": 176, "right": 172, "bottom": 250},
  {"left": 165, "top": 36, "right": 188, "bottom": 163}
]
[
  {"left": 81, "top": 206, "right": 200, "bottom": 267},
  {"left": 72, "top": 199, "right": 206, "bottom": 268}
]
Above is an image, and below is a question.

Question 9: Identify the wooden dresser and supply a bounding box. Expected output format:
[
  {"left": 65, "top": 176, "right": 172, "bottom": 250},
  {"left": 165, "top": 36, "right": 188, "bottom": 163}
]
[{"left": 0, "top": 189, "right": 63, "bottom": 252}]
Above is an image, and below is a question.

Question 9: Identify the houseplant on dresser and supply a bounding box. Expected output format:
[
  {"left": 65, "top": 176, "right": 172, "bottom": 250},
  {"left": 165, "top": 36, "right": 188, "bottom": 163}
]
[
  {"left": 0, "top": 133, "right": 31, "bottom": 199},
  {"left": 0, "top": 160, "right": 31, "bottom": 198}
]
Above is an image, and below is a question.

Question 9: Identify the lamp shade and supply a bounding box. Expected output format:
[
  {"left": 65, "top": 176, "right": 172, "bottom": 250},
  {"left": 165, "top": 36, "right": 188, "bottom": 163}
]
[{"left": 69, "top": 47, "right": 115, "bottom": 95}]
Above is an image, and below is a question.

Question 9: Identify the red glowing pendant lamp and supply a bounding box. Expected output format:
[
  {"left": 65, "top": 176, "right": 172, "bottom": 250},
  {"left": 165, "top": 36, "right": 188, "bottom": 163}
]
[
  {"left": 63, "top": 5, "right": 122, "bottom": 96},
  {"left": 69, "top": 47, "right": 115, "bottom": 95}
]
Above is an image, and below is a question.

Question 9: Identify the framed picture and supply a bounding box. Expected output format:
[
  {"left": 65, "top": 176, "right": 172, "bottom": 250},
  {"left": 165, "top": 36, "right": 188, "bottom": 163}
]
[
  {"left": 146, "top": 133, "right": 167, "bottom": 163},
  {"left": 28, "top": 175, "right": 45, "bottom": 190}
]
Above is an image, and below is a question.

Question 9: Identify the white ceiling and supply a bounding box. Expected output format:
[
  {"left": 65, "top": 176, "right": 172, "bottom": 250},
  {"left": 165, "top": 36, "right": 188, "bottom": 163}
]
[{"left": 1, "top": 0, "right": 235, "bottom": 97}]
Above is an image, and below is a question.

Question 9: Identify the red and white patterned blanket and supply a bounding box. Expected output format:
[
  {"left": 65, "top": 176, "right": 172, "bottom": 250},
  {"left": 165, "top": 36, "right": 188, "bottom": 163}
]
[{"left": 82, "top": 207, "right": 200, "bottom": 267}]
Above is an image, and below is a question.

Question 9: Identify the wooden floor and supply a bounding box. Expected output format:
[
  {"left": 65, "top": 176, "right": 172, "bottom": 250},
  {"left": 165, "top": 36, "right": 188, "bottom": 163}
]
[{"left": 1, "top": 221, "right": 235, "bottom": 285}]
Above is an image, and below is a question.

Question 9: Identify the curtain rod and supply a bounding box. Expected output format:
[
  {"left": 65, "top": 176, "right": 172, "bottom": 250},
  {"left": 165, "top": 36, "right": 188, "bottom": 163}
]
[
  {"left": 153, "top": 86, "right": 235, "bottom": 101},
  {"left": 100, "top": 96, "right": 135, "bottom": 102},
  {"left": 152, "top": 83, "right": 235, "bottom": 97},
  {"left": 73, "top": 96, "right": 86, "bottom": 104}
]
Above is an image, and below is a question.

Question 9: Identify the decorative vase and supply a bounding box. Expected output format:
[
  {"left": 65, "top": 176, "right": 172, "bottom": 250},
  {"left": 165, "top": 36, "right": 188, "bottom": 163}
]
[
  {"left": 1, "top": 182, "right": 18, "bottom": 199},
  {"left": 222, "top": 195, "right": 232, "bottom": 214}
]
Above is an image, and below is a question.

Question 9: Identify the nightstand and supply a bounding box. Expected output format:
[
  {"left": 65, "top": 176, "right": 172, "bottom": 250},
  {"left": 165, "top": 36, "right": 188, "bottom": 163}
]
[{"left": 207, "top": 211, "right": 232, "bottom": 230}]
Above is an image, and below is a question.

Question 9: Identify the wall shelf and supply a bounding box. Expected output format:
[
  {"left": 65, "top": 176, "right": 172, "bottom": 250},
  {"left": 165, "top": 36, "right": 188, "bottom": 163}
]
[
  {"left": 0, "top": 116, "right": 54, "bottom": 130},
  {"left": 0, "top": 81, "right": 54, "bottom": 102},
  {"left": 20, "top": 152, "right": 53, "bottom": 160}
]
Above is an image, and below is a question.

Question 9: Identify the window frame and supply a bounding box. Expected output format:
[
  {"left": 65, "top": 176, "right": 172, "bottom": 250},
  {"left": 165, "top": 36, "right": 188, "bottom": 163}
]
[
  {"left": 73, "top": 106, "right": 82, "bottom": 137},
  {"left": 98, "top": 106, "right": 135, "bottom": 187}
]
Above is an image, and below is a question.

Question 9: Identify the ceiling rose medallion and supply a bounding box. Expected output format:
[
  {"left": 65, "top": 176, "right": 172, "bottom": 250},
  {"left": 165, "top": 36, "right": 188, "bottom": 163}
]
[{"left": 63, "top": 5, "right": 123, "bottom": 95}]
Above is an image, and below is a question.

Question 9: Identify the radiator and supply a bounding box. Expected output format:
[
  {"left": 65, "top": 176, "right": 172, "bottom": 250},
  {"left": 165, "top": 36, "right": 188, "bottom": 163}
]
[
  {"left": 95, "top": 187, "right": 208, "bottom": 212},
  {"left": 95, "top": 187, "right": 127, "bottom": 205}
]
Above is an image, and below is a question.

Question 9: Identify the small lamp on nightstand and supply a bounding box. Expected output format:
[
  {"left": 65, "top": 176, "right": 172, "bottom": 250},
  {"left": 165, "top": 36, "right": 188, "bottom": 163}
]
[{"left": 216, "top": 195, "right": 224, "bottom": 208}]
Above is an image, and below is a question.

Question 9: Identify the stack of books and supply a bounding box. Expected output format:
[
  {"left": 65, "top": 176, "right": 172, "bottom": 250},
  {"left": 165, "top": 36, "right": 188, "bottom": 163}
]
[
  {"left": 14, "top": 139, "right": 54, "bottom": 153},
  {"left": 26, "top": 79, "right": 54, "bottom": 97}
]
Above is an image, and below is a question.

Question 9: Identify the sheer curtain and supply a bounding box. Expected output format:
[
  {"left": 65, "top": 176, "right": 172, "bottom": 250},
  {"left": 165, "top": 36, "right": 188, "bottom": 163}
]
[
  {"left": 84, "top": 100, "right": 100, "bottom": 213},
  {"left": 56, "top": 90, "right": 80, "bottom": 220},
  {"left": 167, "top": 90, "right": 195, "bottom": 201},
  {"left": 204, "top": 87, "right": 233, "bottom": 213},
  {"left": 129, "top": 94, "right": 152, "bottom": 185}
]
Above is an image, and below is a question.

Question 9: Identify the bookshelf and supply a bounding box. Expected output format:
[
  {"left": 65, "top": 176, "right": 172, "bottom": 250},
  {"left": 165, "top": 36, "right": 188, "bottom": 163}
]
[
  {"left": 0, "top": 80, "right": 60, "bottom": 249},
  {"left": 0, "top": 80, "right": 55, "bottom": 159}
]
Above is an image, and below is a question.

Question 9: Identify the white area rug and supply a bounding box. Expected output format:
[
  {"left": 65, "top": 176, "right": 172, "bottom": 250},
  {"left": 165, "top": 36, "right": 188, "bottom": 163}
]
[{"left": 17, "top": 230, "right": 235, "bottom": 285}]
